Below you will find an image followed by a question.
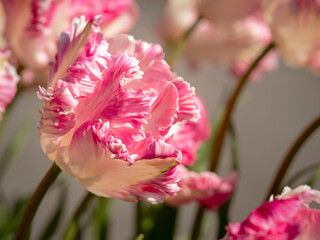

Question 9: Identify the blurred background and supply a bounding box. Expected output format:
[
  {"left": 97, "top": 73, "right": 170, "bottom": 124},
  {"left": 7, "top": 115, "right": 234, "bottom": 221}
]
[{"left": 1, "top": 0, "right": 320, "bottom": 239}]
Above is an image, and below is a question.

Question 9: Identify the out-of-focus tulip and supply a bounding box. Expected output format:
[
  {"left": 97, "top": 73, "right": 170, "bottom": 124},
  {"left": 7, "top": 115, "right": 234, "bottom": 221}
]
[
  {"left": 2, "top": 0, "right": 138, "bottom": 71},
  {"left": 158, "top": 0, "right": 277, "bottom": 80},
  {"left": 0, "top": 49, "right": 19, "bottom": 120},
  {"left": 223, "top": 185, "right": 320, "bottom": 240},
  {"left": 165, "top": 166, "right": 237, "bottom": 209},
  {"left": 263, "top": 0, "right": 320, "bottom": 73},
  {"left": 167, "top": 97, "right": 210, "bottom": 166},
  {"left": 38, "top": 16, "right": 200, "bottom": 203},
  {"left": 199, "top": 0, "right": 261, "bottom": 27}
]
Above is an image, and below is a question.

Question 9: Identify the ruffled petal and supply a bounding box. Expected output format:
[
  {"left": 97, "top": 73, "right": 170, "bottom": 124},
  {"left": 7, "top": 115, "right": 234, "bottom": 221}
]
[
  {"left": 62, "top": 122, "right": 180, "bottom": 203},
  {"left": 144, "top": 82, "right": 179, "bottom": 137},
  {"left": 171, "top": 76, "right": 200, "bottom": 123}
]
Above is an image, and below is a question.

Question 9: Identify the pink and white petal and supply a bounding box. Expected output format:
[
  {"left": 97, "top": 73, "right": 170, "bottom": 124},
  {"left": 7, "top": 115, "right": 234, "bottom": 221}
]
[
  {"left": 65, "top": 124, "right": 180, "bottom": 203},
  {"left": 74, "top": 53, "right": 150, "bottom": 129},
  {"left": 144, "top": 82, "right": 179, "bottom": 137},
  {"left": 38, "top": 81, "right": 78, "bottom": 154},
  {"left": 295, "top": 209, "right": 320, "bottom": 240},
  {"left": 171, "top": 76, "right": 200, "bottom": 123},
  {"left": 50, "top": 16, "right": 102, "bottom": 87},
  {"left": 275, "top": 185, "right": 320, "bottom": 207},
  {"left": 226, "top": 199, "right": 302, "bottom": 239},
  {"left": 106, "top": 34, "right": 172, "bottom": 92}
]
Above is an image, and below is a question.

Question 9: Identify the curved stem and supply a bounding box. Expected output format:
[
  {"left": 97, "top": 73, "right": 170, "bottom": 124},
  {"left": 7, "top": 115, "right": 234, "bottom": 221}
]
[
  {"left": 190, "top": 206, "right": 205, "bottom": 240},
  {"left": 209, "top": 42, "right": 275, "bottom": 172},
  {"left": 63, "top": 192, "right": 94, "bottom": 240},
  {"left": 307, "top": 164, "right": 320, "bottom": 187},
  {"left": 15, "top": 163, "right": 61, "bottom": 240},
  {"left": 136, "top": 201, "right": 142, "bottom": 236},
  {"left": 285, "top": 162, "right": 320, "bottom": 187},
  {"left": 167, "top": 16, "right": 202, "bottom": 68},
  {"left": 265, "top": 114, "right": 320, "bottom": 201}
]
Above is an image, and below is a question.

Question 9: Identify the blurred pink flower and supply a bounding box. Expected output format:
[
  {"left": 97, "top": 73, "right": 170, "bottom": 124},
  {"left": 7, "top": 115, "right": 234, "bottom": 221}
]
[
  {"left": 199, "top": 0, "right": 261, "bottom": 27},
  {"left": 2, "top": 0, "right": 138, "bottom": 70},
  {"left": 0, "top": 48, "right": 20, "bottom": 120},
  {"left": 167, "top": 97, "right": 210, "bottom": 166},
  {"left": 158, "top": 0, "right": 277, "bottom": 80},
  {"left": 263, "top": 0, "right": 320, "bottom": 73},
  {"left": 38, "top": 16, "right": 200, "bottom": 203},
  {"left": 165, "top": 166, "right": 237, "bottom": 210},
  {"left": 223, "top": 185, "right": 320, "bottom": 240}
]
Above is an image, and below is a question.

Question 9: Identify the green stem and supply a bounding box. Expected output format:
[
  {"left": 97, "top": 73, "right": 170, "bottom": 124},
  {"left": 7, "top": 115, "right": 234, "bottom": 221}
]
[
  {"left": 136, "top": 201, "right": 142, "bottom": 236},
  {"left": 166, "top": 16, "right": 202, "bottom": 68},
  {"left": 190, "top": 206, "right": 205, "bottom": 240},
  {"left": 265, "top": 113, "right": 320, "bottom": 201},
  {"left": 148, "top": 204, "right": 178, "bottom": 240},
  {"left": 15, "top": 163, "right": 61, "bottom": 240},
  {"left": 209, "top": 42, "right": 276, "bottom": 172},
  {"left": 307, "top": 165, "right": 320, "bottom": 187},
  {"left": 217, "top": 200, "right": 231, "bottom": 239},
  {"left": 285, "top": 163, "right": 320, "bottom": 187},
  {"left": 62, "top": 192, "right": 94, "bottom": 240},
  {"left": 228, "top": 121, "right": 239, "bottom": 170}
]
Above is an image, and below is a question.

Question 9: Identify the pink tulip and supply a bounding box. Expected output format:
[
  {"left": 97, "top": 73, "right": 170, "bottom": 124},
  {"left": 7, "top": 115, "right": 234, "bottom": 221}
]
[
  {"left": 199, "top": 0, "right": 261, "bottom": 27},
  {"left": 165, "top": 166, "right": 237, "bottom": 209},
  {"left": 167, "top": 97, "right": 210, "bottom": 166},
  {"left": 0, "top": 48, "right": 19, "bottom": 120},
  {"left": 2, "top": 0, "right": 138, "bottom": 70},
  {"left": 158, "top": 0, "right": 277, "bottom": 80},
  {"left": 38, "top": 16, "right": 200, "bottom": 203},
  {"left": 223, "top": 185, "right": 320, "bottom": 240},
  {"left": 263, "top": 0, "right": 320, "bottom": 73}
]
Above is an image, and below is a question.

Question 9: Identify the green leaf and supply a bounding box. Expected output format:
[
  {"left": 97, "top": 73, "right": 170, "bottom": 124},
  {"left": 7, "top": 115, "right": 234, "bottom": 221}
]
[
  {"left": 0, "top": 112, "right": 36, "bottom": 181},
  {"left": 91, "top": 197, "right": 109, "bottom": 240},
  {"left": 37, "top": 183, "right": 67, "bottom": 240},
  {"left": 0, "top": 195, "right": 30, "bottom": 239},
  {"left": 135, "top": 234, "right": 144, "bottom": 240}
]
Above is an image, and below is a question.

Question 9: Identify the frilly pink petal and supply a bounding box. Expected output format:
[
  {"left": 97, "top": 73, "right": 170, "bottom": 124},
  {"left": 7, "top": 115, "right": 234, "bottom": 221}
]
[
  {"left": 64, "top": 124, "right": 181, "bottom": 203},
  {"left": 171, "top": 76, "right": 200, "bottom": 123},
  {"left": 168, "top": 97, "right": 211, "bottom": 166}
]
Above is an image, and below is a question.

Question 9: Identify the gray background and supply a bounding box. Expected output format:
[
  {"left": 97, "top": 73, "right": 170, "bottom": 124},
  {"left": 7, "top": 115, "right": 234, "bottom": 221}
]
[{"left": 2, "top": 0, "right": 320, "bottom": 239}]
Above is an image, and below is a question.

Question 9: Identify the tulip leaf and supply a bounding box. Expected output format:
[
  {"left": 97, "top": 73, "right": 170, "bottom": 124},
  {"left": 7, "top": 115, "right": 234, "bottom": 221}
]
[
  {"left": 90, "top": 197, "right": 109, "bottom": 240},
  {"left": 37, "top": 182, "right": 67, "bottom": 240},
  {"left": 0, "top": 195, "right": 30, "bottom": 239},
  {"left": 0, "top": 111, "right": 36, "bottom": 181}
]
